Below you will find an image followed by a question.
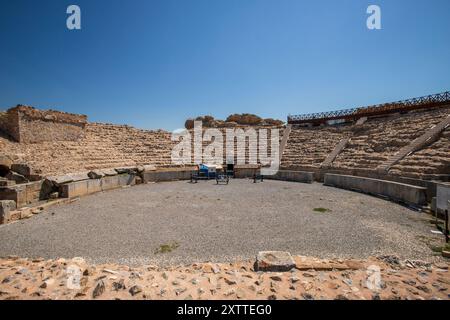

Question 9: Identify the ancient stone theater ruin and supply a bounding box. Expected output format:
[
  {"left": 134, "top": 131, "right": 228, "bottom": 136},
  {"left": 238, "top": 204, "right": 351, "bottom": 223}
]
[{"left": 0, "top": 91, "right": 449, "bottom": 300}]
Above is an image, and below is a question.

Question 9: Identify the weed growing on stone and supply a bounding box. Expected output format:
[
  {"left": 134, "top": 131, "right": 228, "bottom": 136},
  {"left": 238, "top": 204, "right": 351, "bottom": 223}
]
[{"left": 313, "top": 207, "right": 332, "bottom": 213}]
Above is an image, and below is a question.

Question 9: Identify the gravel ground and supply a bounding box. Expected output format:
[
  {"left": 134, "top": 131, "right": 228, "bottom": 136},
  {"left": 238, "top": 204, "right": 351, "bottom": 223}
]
[{"left": 0, "top": 180, "right": 443, "bottom": 266}]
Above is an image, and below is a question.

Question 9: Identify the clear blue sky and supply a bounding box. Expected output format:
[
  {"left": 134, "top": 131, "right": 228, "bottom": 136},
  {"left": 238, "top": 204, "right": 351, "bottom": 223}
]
[{"left": 1, "top": 0, "right": 449, "bottom": 130}]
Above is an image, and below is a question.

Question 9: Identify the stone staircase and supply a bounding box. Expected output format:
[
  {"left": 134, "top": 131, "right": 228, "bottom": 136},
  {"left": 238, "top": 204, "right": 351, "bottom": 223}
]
[
  {"left": 279, "top": 125, "right": 292, "bottom": 161},
  {"left": 389, "top": 125, "right": 450, "bottom": 179},
  {"left": 377, "top": 114, "right": 450, "bottom": 172},
  {"left": 321, "top": 117, "right": 368, "bottom": 168},
  {"left": 281, "top": 126, "right": 352, "bottom": 169}
]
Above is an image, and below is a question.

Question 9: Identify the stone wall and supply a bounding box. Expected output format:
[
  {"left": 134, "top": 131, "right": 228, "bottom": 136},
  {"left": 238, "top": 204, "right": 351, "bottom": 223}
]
[
  {"left": 0, "top": 110, "right": 20, "bottom": 141},
  {"left": 324, "top": 173, "right": 428, "bottom": 206},
  {"left": 0, "top": 105, "right": 87, "bottom": 143}
]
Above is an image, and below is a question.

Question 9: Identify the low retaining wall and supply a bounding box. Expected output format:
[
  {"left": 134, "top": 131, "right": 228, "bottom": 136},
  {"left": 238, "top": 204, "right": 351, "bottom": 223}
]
[
  {"left": 142, "top": 169, "right": 192, "bottom": 183},
  {"left": 282, "top": 166, "right": 440, "bottom": 201},
  {"left": 265, "top": 170, "right": 313, "bottom": 184},
  {"left": 60, "top": 174, "right": 136, "bottom": 198},
  {"left": 234, "top": 165, "right": 260, "bottom": 178},
  {"left": 324, "top": 174, "right": 427, "bottom": 206},
  {"left": 0, "top": 180, "right": 44, "bottom": 208}
]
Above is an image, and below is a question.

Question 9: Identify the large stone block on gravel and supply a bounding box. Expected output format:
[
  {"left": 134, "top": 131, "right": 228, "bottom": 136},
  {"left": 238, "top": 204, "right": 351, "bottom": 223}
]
[
  {"left": 0, "top": 200, "right": 16, "bottom": 224},
  {"left": 101, "top": 174, "right": 135, "bottom": 191},
  {"left": 60, "top": 179, "right": 101, "bottom": 198},
  {"left": 142, "top": 169, "right": 191, "bottom": 182},
  {"left": 265, "top": 170, "right": 313, "bottom": 184},
  {"left": 255, "top": 251, "right": 295, "bottom": 272}
]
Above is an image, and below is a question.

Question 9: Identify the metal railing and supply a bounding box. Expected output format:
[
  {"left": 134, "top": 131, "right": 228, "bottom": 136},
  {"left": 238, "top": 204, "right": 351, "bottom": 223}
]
[{"left": 288, "top": 91, "right": 450, "bottom": 124}]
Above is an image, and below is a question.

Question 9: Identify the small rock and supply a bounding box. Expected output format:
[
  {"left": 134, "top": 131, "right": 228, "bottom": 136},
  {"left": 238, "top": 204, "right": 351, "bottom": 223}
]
[
  {"left": 416, "top": 285, "right": 430, "bottom": 293},
  {"left": 224, "top": 278, "right": 237, "bottom": 285},
  {"left": 256, "top": 251, "right": 295, "bottom": 272},
  {"left": 103, "top": 268, "right": 119, "bottom": 275},
  {"left": 129, "top": 285, "right": 142, "bottom": 296},
  {"left": 236, "top": 288, "right": 245, "bottom": 299},
  {"left": 342, "top": 279, "right": 353, "bottom": 286},
  {"left": 289, "top": 276, "right": 300, "bottom": 283},
  {"left": 175, "top": 287, "right": 187, "bottom": 296},
  {"left": 112, "top": 279, "right": 126, "bottom": 291},
  {"left": 224, "top": 288, "right": 235, "bottom": 297},
  {"left": 434, "top": 262, "right": 448, "bottom": 270},
  {"left": 92, "top": 280, "right": 105, "bottom": 298},
  {"left": 402, "top": 279, "right": 416, "bottom": 286},
  {"left": 270, "top": 275, "right": 283, "bottom": 282},
  {"left": 301, "top": 293, "right": 314, "bottom": 300}
]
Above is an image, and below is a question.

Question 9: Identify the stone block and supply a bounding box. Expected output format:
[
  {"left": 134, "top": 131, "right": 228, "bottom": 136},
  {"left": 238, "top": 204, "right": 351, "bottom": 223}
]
[
  {"left": 59, "top": 180, "right": 89, "bottom": 198},
  {"left": 255, "top": 251, "right": 295, "bottom": 272},
  {"left": 265, "top": 170, "right": 314, "bottom": 183},
  {"left": 142, "top": 170, "right": 192, "bottom": 183},
  {"left": 293, "top": 256, "right": 364, "bottom": 271},
  {"left": 59, "top": 174, "right": 135, "bottom": 198},
  {"left": 11, "top": 164, "right": 33, "bottom": 177},
  {"left": 101, "top": 174, "right": 135, "bottom": 191},
  {"left": 0, "top": 178, "right": 16, "bottom": 187},
  {"left": 115, "top": 167, "right": 137, "bottom": 174},
  {"left": 60, "top": 179, "right": 102, "bottom": 198},
  {"left": 6, "top": 171, "right": 29, "bottom": 184},
  {"left": 102, "top": 168, "right": 117, "bottom": 176},
  {"left": 137, "top": 165, "right": 156, "bottom": 173},
  {"left": 0, "top": 185, "right": 27, "bottom": 208},
  {"left": 46, "top": 175, "right": 74, "bottom": 186},
  {"left": 69, "top": 172, "right": 90, "bottom": 182},
  {"left": 0, "top": 200, "right": 16, "bottom": 224},
  {"left": 0, "top": 155, "right": 13, "bottom": 170}
]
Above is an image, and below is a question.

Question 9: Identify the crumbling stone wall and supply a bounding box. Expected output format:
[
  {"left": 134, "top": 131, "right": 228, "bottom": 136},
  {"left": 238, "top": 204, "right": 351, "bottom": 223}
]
[
  {"left": 0, "top": 105, "right": 87, "bottom": 143},
  {"left": 0, "top": 110, "right": 20, "bottom": 141}
]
